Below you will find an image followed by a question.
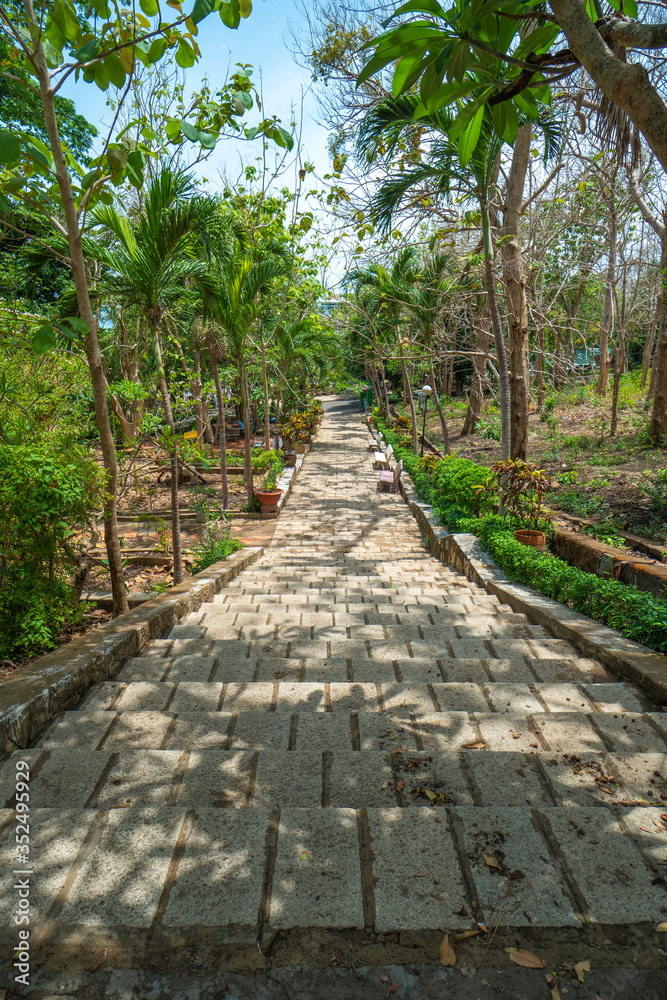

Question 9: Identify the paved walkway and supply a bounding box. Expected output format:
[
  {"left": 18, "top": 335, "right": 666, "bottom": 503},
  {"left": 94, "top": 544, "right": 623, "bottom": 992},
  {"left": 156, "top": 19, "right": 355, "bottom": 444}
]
[{"left": 2, "top": 401, "right": 667, "bottom": 984}]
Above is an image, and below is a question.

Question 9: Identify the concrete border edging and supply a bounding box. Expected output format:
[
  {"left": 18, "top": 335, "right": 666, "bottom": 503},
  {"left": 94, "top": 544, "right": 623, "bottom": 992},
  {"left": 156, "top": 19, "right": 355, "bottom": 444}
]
[
  {"left": 368, "top": 423, "right": 667, "bottom": 703},
  {"left": 0, "top": 545, "right": 264, "bottom": 752}
]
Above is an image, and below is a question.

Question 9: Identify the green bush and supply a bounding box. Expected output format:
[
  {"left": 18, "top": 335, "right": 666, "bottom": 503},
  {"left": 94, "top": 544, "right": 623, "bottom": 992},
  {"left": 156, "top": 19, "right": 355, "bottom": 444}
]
[
  {"left": 0, "top": 440, "right": 104, "bottom": 660},
  {"left": 476, "top": 417, "right": 501, "bottom": 441},
  {"left": 190, "top": 516, "right": 243, "bottom": 574}
]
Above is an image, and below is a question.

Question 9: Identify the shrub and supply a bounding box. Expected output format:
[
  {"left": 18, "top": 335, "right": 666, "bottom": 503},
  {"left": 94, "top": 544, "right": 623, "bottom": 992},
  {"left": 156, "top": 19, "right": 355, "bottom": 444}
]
[
  {"left": 476, "top": 417, "right": 501, "bottom": 441},
  {"left": 190, "top": 516, "right": 243, "bottom": 573}
]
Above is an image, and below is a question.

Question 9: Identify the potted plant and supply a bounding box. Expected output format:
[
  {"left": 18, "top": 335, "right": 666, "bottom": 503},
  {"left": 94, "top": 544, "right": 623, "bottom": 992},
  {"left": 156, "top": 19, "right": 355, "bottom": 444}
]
[
  {"left": 489, "top": 459, "right": 551, "bottom": 551},
  {"left": 253, "top": 451, "right": 285, "bottom": 512}
]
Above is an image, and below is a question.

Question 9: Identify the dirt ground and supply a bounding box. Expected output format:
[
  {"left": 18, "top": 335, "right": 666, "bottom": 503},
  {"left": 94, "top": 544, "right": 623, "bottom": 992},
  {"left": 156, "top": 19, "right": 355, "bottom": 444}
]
[{"left": 412, "top": 382, "right": 667, "bottom": 545}]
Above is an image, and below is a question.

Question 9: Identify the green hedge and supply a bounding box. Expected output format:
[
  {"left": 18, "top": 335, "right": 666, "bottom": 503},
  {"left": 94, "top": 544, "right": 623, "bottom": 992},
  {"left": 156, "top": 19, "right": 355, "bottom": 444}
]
[{"left": 375, "top": 416, "right": 667, "bottom": 655}]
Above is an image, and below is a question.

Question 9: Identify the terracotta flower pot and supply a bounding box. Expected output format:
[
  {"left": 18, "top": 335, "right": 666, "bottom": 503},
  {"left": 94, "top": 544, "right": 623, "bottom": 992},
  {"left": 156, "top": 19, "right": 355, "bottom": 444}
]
[
  {"left": 514, "top": 529, "right": 546, "bottom": 552},
  {"left": 294, "top": 444, "right": 307, "bottom": 454},
  {"left": 285, "top": 454, "right": 297, "bottom": 467},
  {"left": 254, "top": 488, "right": 283, "bottom": 513},
  {"left": 303, "top": 435, "right": 312, "bottom": 444}
]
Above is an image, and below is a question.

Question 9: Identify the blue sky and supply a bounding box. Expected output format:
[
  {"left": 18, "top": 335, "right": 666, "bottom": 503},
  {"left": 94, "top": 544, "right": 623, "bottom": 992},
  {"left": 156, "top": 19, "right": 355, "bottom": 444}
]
[{"left": 60, "top": 0, "right": 331, "bottom": 186}]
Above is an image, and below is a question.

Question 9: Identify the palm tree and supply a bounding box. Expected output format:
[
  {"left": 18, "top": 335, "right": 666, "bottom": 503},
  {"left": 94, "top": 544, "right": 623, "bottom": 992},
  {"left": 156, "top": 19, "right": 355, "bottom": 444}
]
[
  {"left": 357, "top": 96, "right": 511, "bottom": 459},
  {"left": 89, "top": 166, "right": 211, "bottom": 583},
  {"left": 206, "top": 231, "right": 294, "bottom": 502},
  {"left": 271, "top": 316, "right": 334, "bottom": 420}
]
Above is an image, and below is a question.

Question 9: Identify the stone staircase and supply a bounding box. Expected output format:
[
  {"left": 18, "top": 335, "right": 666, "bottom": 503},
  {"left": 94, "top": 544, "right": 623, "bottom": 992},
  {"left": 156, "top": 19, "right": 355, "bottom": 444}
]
[{"left": 1, "top": 405, "right": 666, "bottom": 977}]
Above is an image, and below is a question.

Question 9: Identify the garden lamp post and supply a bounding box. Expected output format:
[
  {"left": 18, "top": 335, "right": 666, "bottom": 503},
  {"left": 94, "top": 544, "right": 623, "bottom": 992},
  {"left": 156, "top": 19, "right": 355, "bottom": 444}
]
[{"left": 419, "top": 384, "right": 432, "bottom": 458}]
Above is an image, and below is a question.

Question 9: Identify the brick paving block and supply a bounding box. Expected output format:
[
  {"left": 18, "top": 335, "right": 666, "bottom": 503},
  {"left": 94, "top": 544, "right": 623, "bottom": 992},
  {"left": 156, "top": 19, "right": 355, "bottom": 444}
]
[
  {"left": 410, "top": 637, "right": 457, "bottom": 661},
  {"left": 591, "top": 713, "right": 667, "bottom": 753},
  {"left": 81, "top": 681, "right": 124, "bottom": 711},
  {"left": 136, "top": 643, "right": 172, "bottom": 658},
  {"left": 413, "top": 713, "right": 478, "bottom": 751},
  {"left": 276, "top": 682, "right": 325, "bottom": 711},
  {"left": 533, "top": 713, "right": 606, "bottom": 753},
  {"left": 301, "top": 657, "right": 348, "bottom": 681},
  {"left": 164, "top": 655, "right": 217, "bottom": 682},
  {"left": 476, "top": 713, "right": 543, "bottom": 753},
  {"left": 293, "top": 713, "right": 354, "bottom": 750},
  {"left": 167, "top": 712, "right": 233, "bottom": 749},
  {"left": 104, "top": 711, "right": 174, "bottom": 750},
  {"left": 0, "top": 809, "right": 96, "bottom": 927},
  {"left": 163, "top": 808, "right": 267, "bottom": 928},
  {"left": 209, "top": 638, "right": 252, "bottom": 662},
  {"left": 9, "top": 749, "right": 109, "bottom": 809},
  {"left": 179, "top": 749, "right": 254, "bottom": 807},
  {"left": 349, "top": 659, "right": 396, "bottom": 682},
  {"left": 59, "top": 807, "right": 184, "bottom": 926},
  {"left": 96, "top": 749, "right": 184, "bottom": 807},
  {"left": 270, "top": 808, "right": 364, "bottom": 928},
  {"left": 220, "top": 682, "right": 274, "bottom": 712},
  {"left": 430, "top": 683, "right": 490, "bottom": 713},
  {"left": 584, "top": 683, "right": 647, "bottom": 714},
  {"left": 545, "top": 806, "right": 667, "bottom": 923},
  {"left": 116, "top": 658, "right": 172, "bottom": 682},
  {"left": 527, "top": 656, "right": 614, "bottom": 684},
  {"left": 169, "top": 624, "right": 207, "bottom": 640},
  {"left": 608, "top": 752, "right": 667, "bottom": 804},
  {"left": 484, "top": 684, "right": 544, "bottom": 715},
  {"left": 392, "top": 749, "right": 472, "bottom": 806},
  {"left": 618, "top": 806, "right": 667, "bottom": 873},
  {"left": 482, "top": 658, "right": 537, "bottom": 683},
  {"left": 39, "top": 711, "right": 115, "bottom": 750},
  {"left": 253, "top": 751, "right": 322, "bottom": 807},
  {"left": 231, "top": 712, "right": 292, "bottom": 751},
  {"left": 368, "top": 641, "right": 411, "bottom": 661},
  {"left": 447, "top": 639, "right": 495, "bottom": 660},
  {"left": 533, "top": 683, "right": 592, "bottom": 713},
  {"left": 329, "top": 683, "right": 380, "bottom": 712},
  {"left": 536, "top": 751, "right": 619, "bottom": 807},
  {"left": 168, "top": 638, "right": 212, "bottom": 657},
  {"left": 456, "top": 806, "right": 580, "bottom": 927},
  {"left": 358, "top": 714, "right": 417, "bottom": 752},
  {"left": 114, "top": 682, "right": 173, "bottom": 712},
  {"left": 248, "top": 638, "right": 291, "bottom": 659},
  {"left": 368, "top": 807, "right": 468, "bottom": 931},
  {"left": 394, "top": 658, "right": 442, "bottom": 683},
  {"left": 380, "top": 683, "right": 435, "bottom": 714},
  {"left": 465, "top": 750, "right": 551, "bottom": 807},
  {"left": 328, "top": 751, "right": 394, "bottom": 808},
  {"left": 167, "top": 682, "right": 222, "bottom": 712},
  {"left": 437, "top": 658, "right": 490, "bottom": 683},
  {"left": 254, "top": 658, "right": 300, "bottom": 682}
]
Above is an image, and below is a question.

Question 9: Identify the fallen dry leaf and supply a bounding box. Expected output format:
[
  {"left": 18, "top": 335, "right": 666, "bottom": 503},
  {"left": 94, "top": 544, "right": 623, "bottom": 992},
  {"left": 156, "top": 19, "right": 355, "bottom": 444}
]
[
  {"left": 656, "top": 922, "right": 667, "bottom": 932},
  {"left": 423, "top": 788, "right": 437, "bottom": 803},
  {"left": 453, "top": 929, "right": 480, "bottom": 942},
  {"left": 396, "top": 780, "right": 405, "bottom": 791},
  {"left": 462, "top": 741, "right": 486, "bottom": 750},
  {"left": 574, "top": 959, "right": 591, "bottom": 982},
  {"left": 545, "top": 973, "right": 561, "bottom": 999},
  {"left": 653, "top": 819, "right": 666, "bottom": 832},
  {"left": 505, "top": 947, "right": 545, "bottom": 969},
  {"left": 385, "top": 983, "right": 403, "bottom": 998},
  {"left": 484, "top": 852, "right": 503, "bottom": 871},
  {"left": 379, "top": 973, "right": 390, "bottom": 983},
  {"left": 439, "top": 933, "right": 457, "bottom": 967}
]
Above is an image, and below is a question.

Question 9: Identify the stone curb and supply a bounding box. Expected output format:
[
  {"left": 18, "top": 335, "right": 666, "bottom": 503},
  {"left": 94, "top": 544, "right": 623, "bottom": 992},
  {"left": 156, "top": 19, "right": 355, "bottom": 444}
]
[
  {"left": 0, "top": 546, "right": 264, "bottom": 752},
  {"left": 366, "top": 422, "right": 667, "bottom": 705}
]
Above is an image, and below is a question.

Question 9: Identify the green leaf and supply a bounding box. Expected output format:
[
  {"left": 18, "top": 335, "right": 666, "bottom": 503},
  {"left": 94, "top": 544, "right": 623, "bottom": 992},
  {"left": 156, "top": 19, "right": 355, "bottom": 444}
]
[
  {"left": 386, "top": 0, "right": 446, "bottom": 25},
  {"left": 502, "top": 101, "right": 519, "bottom": 144},
  {"left": 175, "top": 38, "right": 196, "bottom": 68},
  {"left": 0, "top": 130, "right": 20, "bottom": 166},
  {"left": 457, "top": 104, "right": 484, "bottom": 167},
  {"left": 148, "top": 37, "right": 168, "bottom": 62},
  {"left": 191, "top": 0, "right": 216, "bottom": 23},
  {"left": 393, "top": 53, "right": 432, "bottom": 96},
  {"left": 446, "top": 39, "right": 471, "bottom": 83},
  {"left": 50, "top": 0, "right": 82, "bottom": 44},
  {"left": 106, "top": 146, "right": 128, "bottom": 172},
  {"left": 220, "top": 1, "right": 241, "bottom": 28},
  {"left": 623, "top": 0, "right": 638, "bottom": 15},
  {"left": 165, "top": 118, "right": 182, "bottom": 141},
  {"left": 22, "top": 137, "right": 51, "bottom": 169},
  {"left": 181, "top": 120, "right": 201, "bottom": 142},
  {"left": 238, "top": 0, "right": 252, "bottom": 16},
  {"left": 514, "top": 24, "right": 559, "bottom": 60},
  {"left": 198, "top": 130, "right": 217, "bottom": 149},
  {"left": 92, "top": 60, "right": 109, "bottom": 90},
  {"left": 62, "top": 317, "right": 89, "bottom": 334},
  {"left": 140, "top": 0, "right": 159, "bottom": 13},
  {"left": 32, "top": 323, "right": 57, "bottom": 354},
  {"left": 126, "top": 149, "right": 146, "bottom": 187},
  {"left": 104, "top": 53, "right": 126, "bottom": 88},
  {"left": 75, "top": 38, "right": 100, "bottom": 62}
]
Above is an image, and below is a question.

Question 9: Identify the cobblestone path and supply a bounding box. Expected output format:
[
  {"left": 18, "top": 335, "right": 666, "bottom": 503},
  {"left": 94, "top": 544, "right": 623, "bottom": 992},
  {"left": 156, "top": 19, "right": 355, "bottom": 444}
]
[{"left": 2, "top": 402, "right": 667, "bottom": 977}]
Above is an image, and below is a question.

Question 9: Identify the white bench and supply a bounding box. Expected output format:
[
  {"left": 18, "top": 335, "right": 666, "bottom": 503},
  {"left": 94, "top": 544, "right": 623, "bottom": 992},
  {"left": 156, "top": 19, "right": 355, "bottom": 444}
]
[
  {"left": 374, "top": 443, "right": 394, "bottom": 470},
  {"left": 378, "top": 458, "right": 402, "bottom": 492}
]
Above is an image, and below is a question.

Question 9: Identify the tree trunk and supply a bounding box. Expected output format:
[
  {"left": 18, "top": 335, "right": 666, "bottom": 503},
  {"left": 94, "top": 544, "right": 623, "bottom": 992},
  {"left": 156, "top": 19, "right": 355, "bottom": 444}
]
[
  {"left": 642, "top": 291, "right": 661, "bottom": 389},
  {"left": 240, "top": 359, "right": 254, "bottom": 503},
  {"left": 152, "top": 324, "right": 183, "bottom": 585},
  {"left": 430, "top": 363, "right": 449, "bottom": 453},
  {"left": 26, "top": 0, "right": 128, "bottom": 614},
  {"left": 192, "top": 348, "right": 204, "bottom": 445},
  {"left": 649, "top": 223, "right": 667, "bottom": 443},
  {"left": 260, "top": 334, "right": 272, "bottom": 450},
  {"left": 501, "top": 123, "right": 532, "bottom": 461},
  {"left": 596, "top": 183, "right": 618, "bottom": 394},
  {"left": 208, "top": 337, "right": 229, "bottom": 509},
  {"left": 484, "top": 257, "right": 511, "bottom": 462},
  {"left": 400, "top": 354, "right": 419, "bottom": 453},
  {"left": 462, "top": 305, "right": 489, "bottom": 435},
  {"left": 610, "top": 337, "right": 624, "bottom": 437},
  {"left": 536, "top": 323, "right": 546, "bottom": 412}
]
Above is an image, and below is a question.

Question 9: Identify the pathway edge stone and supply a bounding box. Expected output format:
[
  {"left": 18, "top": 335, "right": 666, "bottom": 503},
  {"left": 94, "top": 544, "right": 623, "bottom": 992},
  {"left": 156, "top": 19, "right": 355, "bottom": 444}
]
[
  {"left": 395, "top": 469, "right": 667, "bottom": 704},
  {"left": 0, "top": 546, "right": 264, "bottom": 752}
]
